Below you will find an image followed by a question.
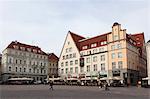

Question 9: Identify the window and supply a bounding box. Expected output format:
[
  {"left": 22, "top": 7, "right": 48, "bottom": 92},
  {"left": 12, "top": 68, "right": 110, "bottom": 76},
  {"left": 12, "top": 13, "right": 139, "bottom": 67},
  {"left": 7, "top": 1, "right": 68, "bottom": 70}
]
[
  {"left": 20, "top": 60, "right": 22, "bottom": 64},
  {"left": 33, "top": 69, "right": 35, "bottom": 73},
  {"left": 101, "top": 63, "right": 105, "bottom": 71},
  {"left": 118, "top": 52, "right": 123, "bottom": 58},
  {"left": 66, "top": 55, "right": 69, "bottom": 59},
  {"left": 16, "top": 59, "right": 18, "bottom": 64},
  {"left": 114, "top": 35, "right": 118, "bottom": 40},
  {"left": 66, "top": 48, "right": 69, "bottom": 53},
  {"left": 117, "top": 44, "right": 122, "bottom": 49},
  {"left": 73, "top": 53, "right": 76, "bottom": 58},
  {"left": 87, "top": 65, "right": 90, "bottom": 72},
  {"left": 82, "top": 46, "right": 88, "bottom": 50},
  {"left": 75, "top": 60, "right": 78, "bottom": 65},
  {"left": 86, "top": 57, "right": 90, "bottom": 63},
  {"left": 93, "top": 64, "right": 97, "bottom": 71},
  {"left": 66, "top": 68, "right": 68, "bottom": 74},
  {"left": 65, "top": 62, "right": 68, "bottom": 66},
  {"left": 93, "top": 56, "right": 97, "bottom": 62},
  {"left": 29, "top": 69, "right": 31, "bottom": 73},
  {"left": 61, "top": 62, "right": 64, "bottom": 67},
  {"left": 118, "top": 61, "right": 123, "bottom": 69},
  {"left": 41, "top": 69, "right": 43, "bottom": 73},
  {"left": 111, "top": 53, "right": 115, "bottom": 59},
  {"left": 24, "top": 68, "right": 26, "bottom": 72},
  {"left": 8, "top": 67, "right": 11, "bottom": 71},
  {"left": 112, "top": 62, "right": 116, "bottom": 70},
  {"left": 29, "top": 61, "right": 31, "bottom": 65},
  {"left": 69, "top": 54, "right": 72, "bottom": 58},
  {"left": 37, "top": 69, "right": 39, "bottom": 73},
  {"left": 44, "top": 70, "right": 46, "bottom": 74},
  {"left": 70, "top": 61, "right": 73, "bottom": 65},
  {"left": 24, "top": 60, "right": 26, "bottom": 64},
  {"left": 111, "top": 45, "right": 115, "bottom": 50},
  {"left": 9, "top": 58, "right": 12, "bottom": 64},
  {"left": 61, "top": 69, "right": 64, "bottom": 74},
  {"left": 63, "top": 56, "right": 65, "bottom": 60},
  {"left": 20, "top": 68, "right": 21, "bottom": 72},
  {"left": 93, "top": 49, "right": 97, "bottom": 53},
  {"left": 27, "top": 48, "right": 31, "bottom": 52},
  {"left": 80, "top": 67, "right": 84, "bottom": 73},
  {"left": 70, "top": 68, "right": 73, "bottom": 73},
  {"left": 91, "top": 43, "right": 97, "bottom": 48},
  {"left": 44, "top": 63, "right": 46, "bottom": 66},
  {"left": 101, "top": 55, "right": 105, "bottom": 61},
  {"left": 16, "top": 67, "right": 18, "bottom": 72},
  {"left": 103, "top": 41, "right": 107, "bottom": 44},
  {"left": 75, "top": 67, "right": 78, "bottom": 73},
  {"left": 69, "top": 47, "right": 72, "bottom": 52}
]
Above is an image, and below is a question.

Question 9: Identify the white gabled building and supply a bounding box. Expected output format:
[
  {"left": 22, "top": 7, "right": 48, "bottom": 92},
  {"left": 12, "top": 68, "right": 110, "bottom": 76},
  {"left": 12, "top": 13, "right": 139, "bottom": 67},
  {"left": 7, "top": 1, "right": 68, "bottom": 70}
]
[
  {"left": 59, "top": 31, "right": 84, "bottom": 79},
  {"left": 1, "top": 41, "right": 49, "bottom": 83}
]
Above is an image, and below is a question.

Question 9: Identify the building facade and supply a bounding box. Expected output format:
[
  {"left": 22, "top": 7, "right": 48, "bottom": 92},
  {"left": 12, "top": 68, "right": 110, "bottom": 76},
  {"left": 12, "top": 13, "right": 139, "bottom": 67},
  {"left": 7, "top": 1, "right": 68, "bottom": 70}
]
[
  {"left": 1, "top": 41, "right": 49, "bottom": 83},
  {"left": 48, "top": 53, "right": 59, "bottom": 78},
  {"left": 146, "top": 40, "right": 150, "bottom": 85},
  {"left": 0, "top": 54, "right": 2, "bottom": 81},
  {"left": 59, "top": 23, "right": 147, "bottom": 85}
]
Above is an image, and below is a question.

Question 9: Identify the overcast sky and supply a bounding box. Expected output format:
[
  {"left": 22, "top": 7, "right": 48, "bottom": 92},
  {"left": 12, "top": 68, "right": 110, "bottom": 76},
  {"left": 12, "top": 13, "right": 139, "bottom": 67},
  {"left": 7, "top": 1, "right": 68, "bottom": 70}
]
[{"left": 0, "top": 0, "right": 149, "bottom": 56}]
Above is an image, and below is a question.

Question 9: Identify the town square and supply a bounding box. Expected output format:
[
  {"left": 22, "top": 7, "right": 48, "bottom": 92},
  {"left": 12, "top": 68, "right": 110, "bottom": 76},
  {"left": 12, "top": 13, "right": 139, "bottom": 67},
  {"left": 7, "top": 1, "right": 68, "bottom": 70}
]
[
  {"left": 0, "top": 0, "right": 150, "bottom": 99},
  {"left": 1, "top": 85, "right": 150, "bottom": 99}
]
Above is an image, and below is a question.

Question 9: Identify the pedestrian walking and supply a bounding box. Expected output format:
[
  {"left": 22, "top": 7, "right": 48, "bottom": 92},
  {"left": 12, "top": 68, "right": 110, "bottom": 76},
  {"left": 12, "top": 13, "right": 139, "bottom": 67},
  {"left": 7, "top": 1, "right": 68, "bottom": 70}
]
[
  {"left": 104, "top": 82, "right": 109, "bottom": 91},
  {"left": 49, "top": 81, "right": 54, "bottom": 90}
]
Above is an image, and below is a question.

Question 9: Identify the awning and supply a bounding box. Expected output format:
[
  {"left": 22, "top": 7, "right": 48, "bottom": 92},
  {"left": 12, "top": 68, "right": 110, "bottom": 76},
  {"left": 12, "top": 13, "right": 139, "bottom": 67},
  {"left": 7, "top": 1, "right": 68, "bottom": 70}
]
[
  {"left": 100, "top": 77, "right": 108, "bottom": 80},
  {"left": 49, "top": 78, "right": 63, "bottom": 81},
  {"left": 142, "top": 77, "right": 150, "bottom": 80},
  {"left": 67, "top": 78, "right": 78, "bottom": 81},
  {"left": 81, "top": 77, "right": 91, "bottom": 81},
  {"left": 8, "top": 77, "right": 33, "bottom": 81}
]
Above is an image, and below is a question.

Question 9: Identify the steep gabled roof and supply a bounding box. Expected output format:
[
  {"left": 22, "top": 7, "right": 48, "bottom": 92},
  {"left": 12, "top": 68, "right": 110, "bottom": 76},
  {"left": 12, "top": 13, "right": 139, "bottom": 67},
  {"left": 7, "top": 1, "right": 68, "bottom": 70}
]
[
  {"left": 6, "top": 41, "right": 47, "bottom": 55},
  {"left": 69, "top": 31, "right": 85, "bottom": 50}
]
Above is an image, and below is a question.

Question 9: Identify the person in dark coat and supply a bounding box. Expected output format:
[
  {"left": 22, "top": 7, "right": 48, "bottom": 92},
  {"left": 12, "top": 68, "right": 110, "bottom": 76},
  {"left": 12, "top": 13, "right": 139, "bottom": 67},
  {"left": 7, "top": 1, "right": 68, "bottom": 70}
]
[
  {"left": 49, "top": 81, "right": 54, "bottom": 90},
  {"left": 105, "top": 82, "right": 109, "bottom": 91}
]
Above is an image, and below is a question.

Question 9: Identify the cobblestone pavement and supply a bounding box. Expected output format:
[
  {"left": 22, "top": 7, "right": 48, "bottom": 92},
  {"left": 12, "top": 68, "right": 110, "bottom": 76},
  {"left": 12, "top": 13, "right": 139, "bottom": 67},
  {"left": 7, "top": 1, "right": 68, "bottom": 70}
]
[{"left": 0, "top": 85, "right": 150, "bottom": 99}]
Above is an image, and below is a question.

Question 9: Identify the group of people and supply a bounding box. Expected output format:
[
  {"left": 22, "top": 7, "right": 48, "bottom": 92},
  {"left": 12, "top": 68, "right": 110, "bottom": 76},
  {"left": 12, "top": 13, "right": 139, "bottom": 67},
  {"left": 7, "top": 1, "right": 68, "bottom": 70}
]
[{"left": 49, "top": 80, "right": 110, "bottom": 91}]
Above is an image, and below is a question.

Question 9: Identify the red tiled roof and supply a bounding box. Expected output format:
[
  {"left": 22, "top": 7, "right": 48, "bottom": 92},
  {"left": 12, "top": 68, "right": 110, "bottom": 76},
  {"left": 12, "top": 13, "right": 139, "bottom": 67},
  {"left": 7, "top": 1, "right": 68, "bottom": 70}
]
[
  {"left": 69, "top": 31, "right": 85, "bottom": 50},
  {"left": 131, "top": 33, "right": 145, "bottom": 47},
  {"left": 48, "top": 53, "right": 59, "bottom": 62},
  {"left": 126, "top": 33, "right": 145, "bottom": 47},
  {"left": 79, "top": 32, "right": 110, "bottom": 50},
  {"left": 69, "top": 31, "right": 111, "bottom": 51},
  {"left": 6, "top": 41, "right": 47, "bottom": 55}
]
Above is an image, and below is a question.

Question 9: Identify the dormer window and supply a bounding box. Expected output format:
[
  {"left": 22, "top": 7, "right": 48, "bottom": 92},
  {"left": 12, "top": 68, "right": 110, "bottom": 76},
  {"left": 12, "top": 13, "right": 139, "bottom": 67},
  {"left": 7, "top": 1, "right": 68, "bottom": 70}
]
[
  {"left": 27, "top": 48, "right": 31, "bottom": 52},
  {"left": 100, "top": 41, "right": 107, "bottom": 45},
  {"left": 91, "top": 43, "right": 97, "bottom": 48},
  {"left": 82, "top": 46, "right": 88, "bottom": 50},
  {"left": 136, "top": 38, "right": 139, "bottom": 40},
  {"left": 13, "top": 45, "right": 19, "bottom": 49},
  {"left": 137, "top": 42, "right": 141, "bottom": 45},
  {"left": 38, "top": 50, "right": 41, "bottom": 53},
  {"left": 33, "top": 49, "right": 37, "bottom": 53},
  {"left": 20, "top": 47, "right": 25, "bottom": 51}
]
